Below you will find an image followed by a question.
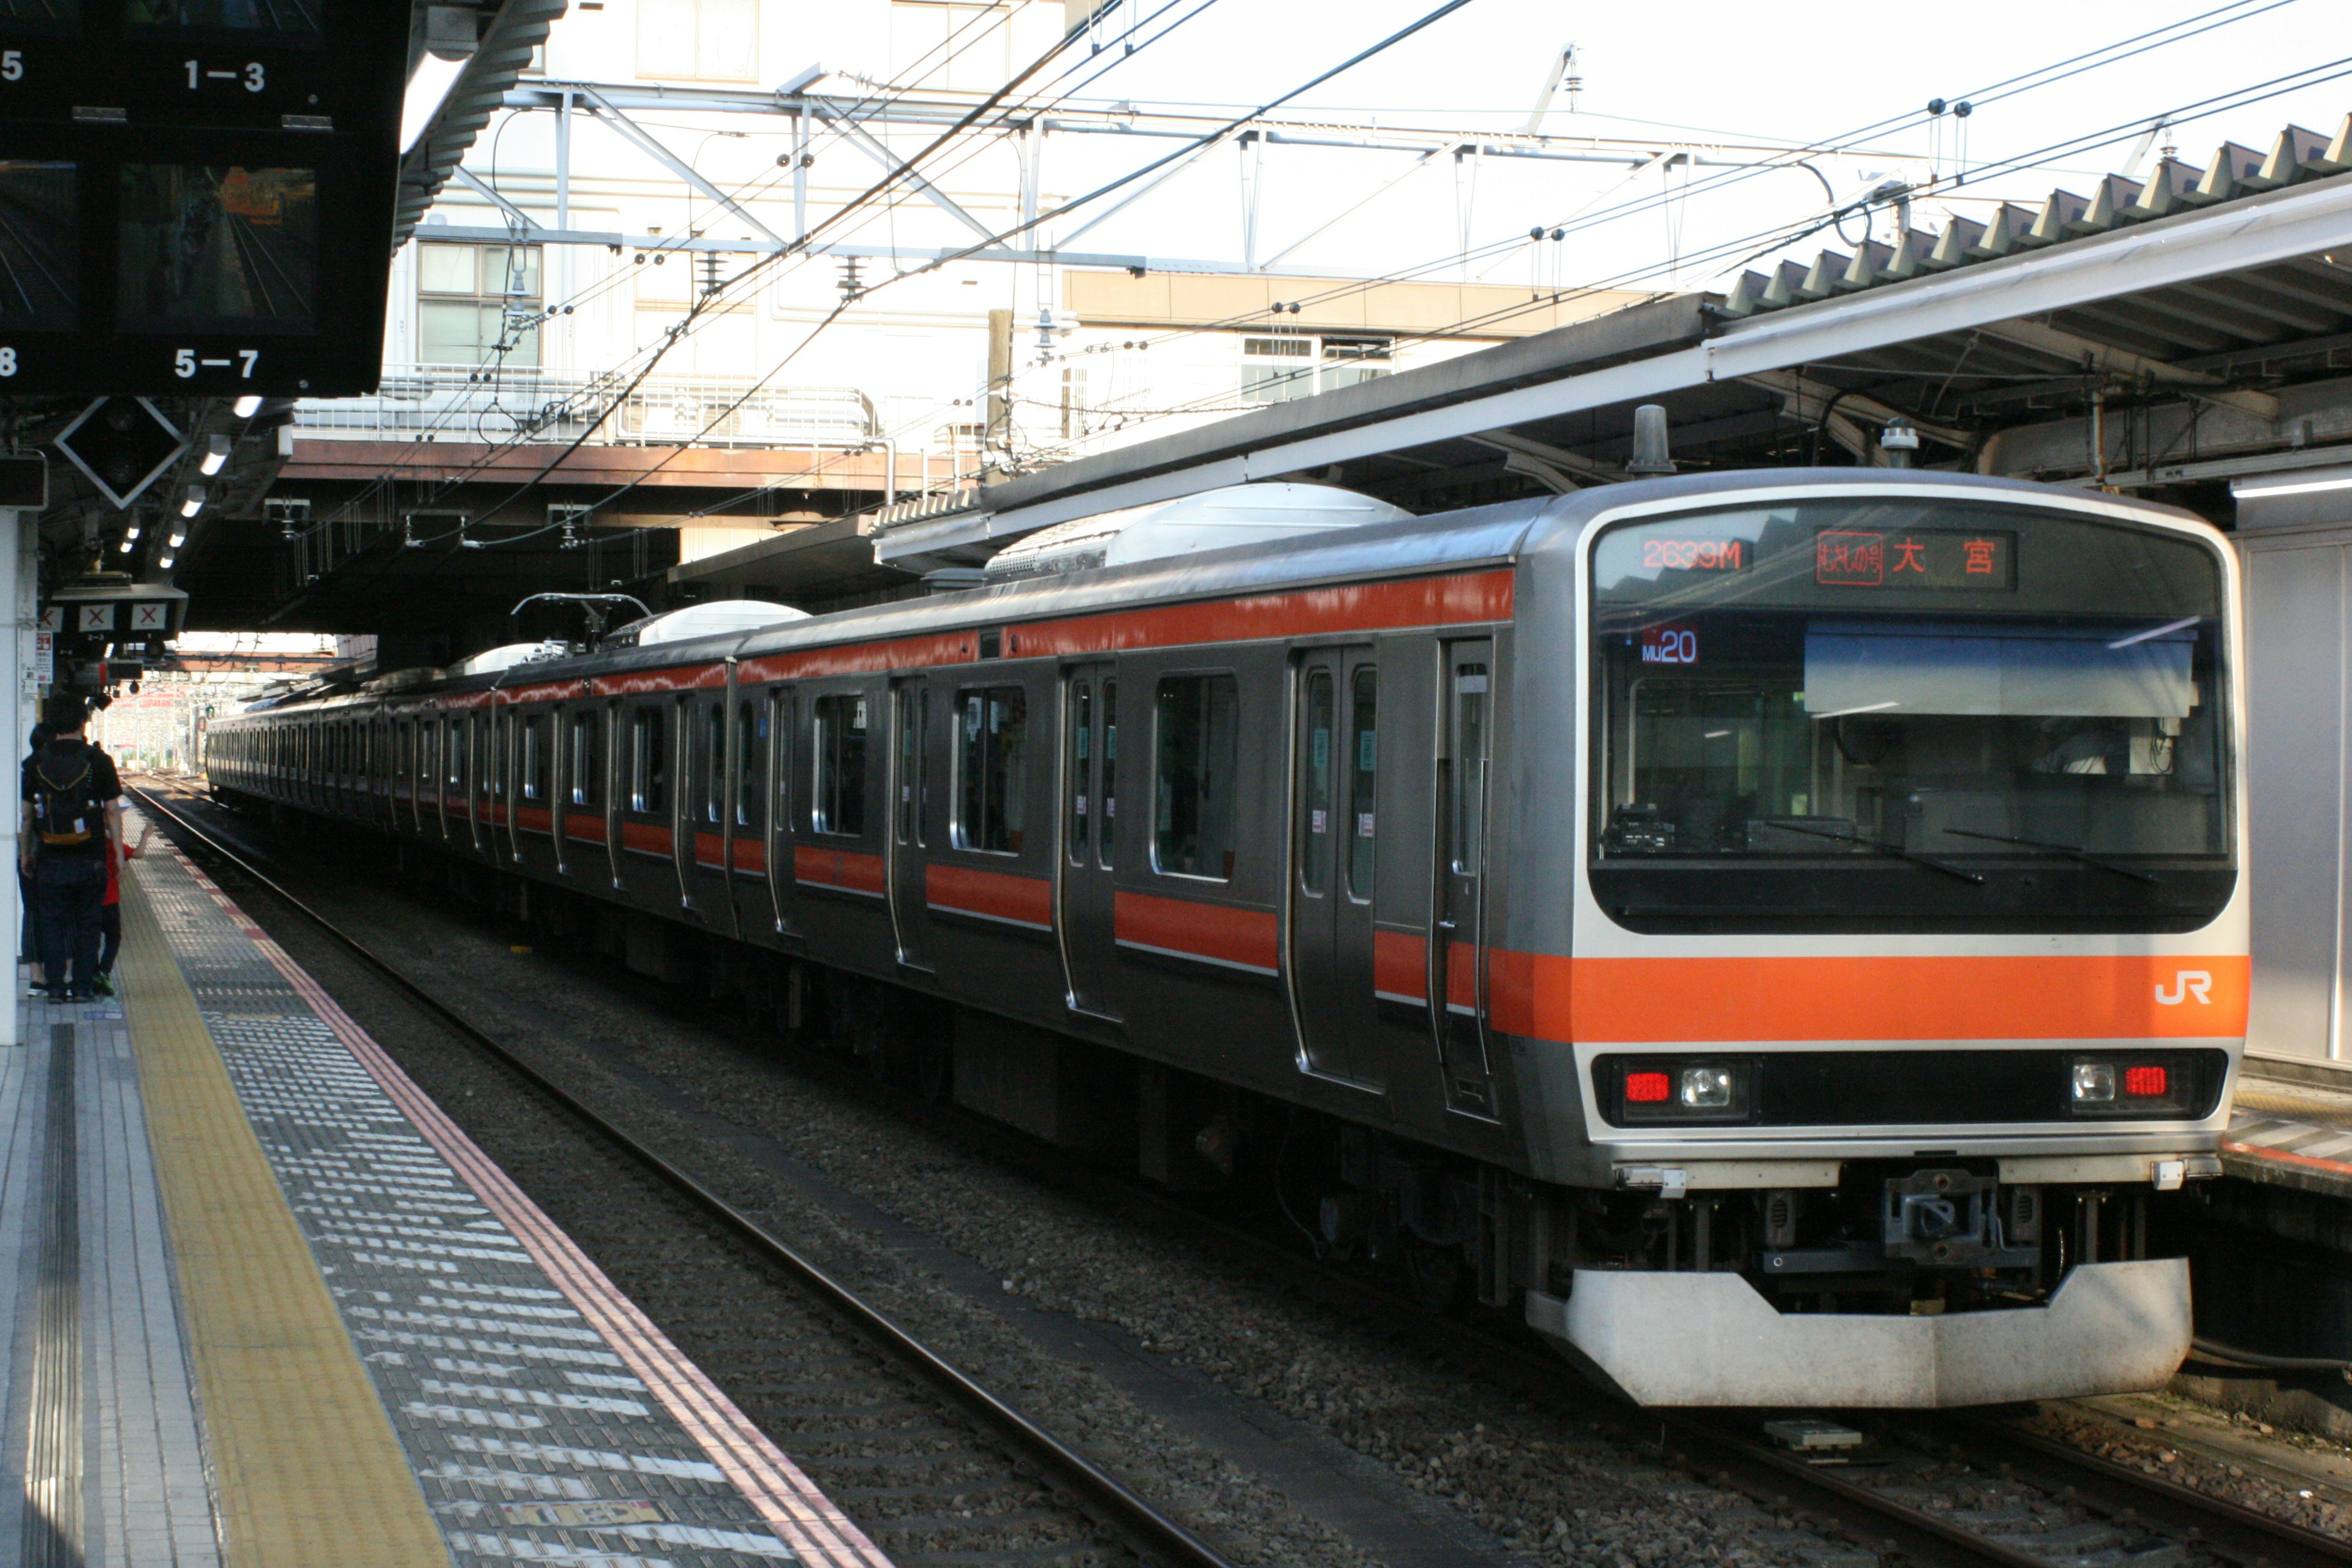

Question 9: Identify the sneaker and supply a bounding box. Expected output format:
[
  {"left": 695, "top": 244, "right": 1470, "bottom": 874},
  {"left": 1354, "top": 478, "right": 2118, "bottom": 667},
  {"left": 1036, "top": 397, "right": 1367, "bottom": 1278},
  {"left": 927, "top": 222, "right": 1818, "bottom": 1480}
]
[{"left": 91, "top": 973, "right": 115, "bottom": 998}]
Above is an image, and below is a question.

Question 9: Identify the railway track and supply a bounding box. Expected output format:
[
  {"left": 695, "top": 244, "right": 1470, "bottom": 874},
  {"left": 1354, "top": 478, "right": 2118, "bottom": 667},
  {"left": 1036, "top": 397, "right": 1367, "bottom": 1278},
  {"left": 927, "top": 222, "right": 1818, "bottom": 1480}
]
[
  {"left": 130, "top": 784, "right": 1234, "bottom": 1568},
  {"left": 134, "top": 782, "right": 2352, "bottom": 1568}
]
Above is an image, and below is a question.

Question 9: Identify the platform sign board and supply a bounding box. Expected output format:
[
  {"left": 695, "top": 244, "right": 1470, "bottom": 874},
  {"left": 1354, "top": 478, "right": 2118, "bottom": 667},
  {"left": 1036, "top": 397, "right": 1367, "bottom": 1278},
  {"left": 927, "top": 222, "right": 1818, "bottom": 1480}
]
[{"left": 0, "top": 3, "right": 411, "bottom": 398}]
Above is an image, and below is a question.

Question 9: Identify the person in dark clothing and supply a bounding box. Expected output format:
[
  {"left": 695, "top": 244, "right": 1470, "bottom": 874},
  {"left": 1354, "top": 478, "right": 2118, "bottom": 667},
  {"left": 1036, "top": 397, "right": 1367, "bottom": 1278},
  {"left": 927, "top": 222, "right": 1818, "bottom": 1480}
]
[
  {"left": 18, "top": 717, "right": 50, "bottom": 985},
  {"left": 20, "top": 696, "right": 122, "bottom": 1002}
]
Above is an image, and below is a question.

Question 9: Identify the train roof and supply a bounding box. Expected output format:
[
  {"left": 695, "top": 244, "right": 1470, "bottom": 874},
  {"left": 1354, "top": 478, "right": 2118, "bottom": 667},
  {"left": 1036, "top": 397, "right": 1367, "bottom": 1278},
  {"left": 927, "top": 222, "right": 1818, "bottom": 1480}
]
[{"left": 222, "top": 469, "right": 2204, "bottom": 719}]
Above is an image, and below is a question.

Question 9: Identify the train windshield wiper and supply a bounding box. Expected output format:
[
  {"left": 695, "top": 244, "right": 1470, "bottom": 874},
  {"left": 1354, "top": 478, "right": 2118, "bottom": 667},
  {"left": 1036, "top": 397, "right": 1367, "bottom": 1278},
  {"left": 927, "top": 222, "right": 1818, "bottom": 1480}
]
[
  {"left": 1762, "top": 821, "right": 1985, "bottom": 885},
  {"left": 1940, "top": 828, "right": 2160, "bottom": 886}
]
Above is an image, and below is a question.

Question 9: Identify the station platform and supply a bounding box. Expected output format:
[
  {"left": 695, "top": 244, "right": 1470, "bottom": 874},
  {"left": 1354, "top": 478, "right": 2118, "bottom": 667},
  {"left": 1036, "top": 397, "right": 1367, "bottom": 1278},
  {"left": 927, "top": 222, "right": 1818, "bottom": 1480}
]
[
  {"left": 2223, "top": 1061, "right": 2352, "bottom": 1199},
  {"left": 2, "top": 819, "right": 890, "bottom": 1568}
]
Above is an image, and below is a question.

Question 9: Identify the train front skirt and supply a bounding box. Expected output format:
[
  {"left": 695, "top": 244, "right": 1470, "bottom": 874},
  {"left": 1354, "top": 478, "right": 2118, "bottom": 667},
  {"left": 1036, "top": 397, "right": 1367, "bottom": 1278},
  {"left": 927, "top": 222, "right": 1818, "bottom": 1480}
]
[{"left": 1528, "top": 1259, "right": 2191, "bottom": 1407}]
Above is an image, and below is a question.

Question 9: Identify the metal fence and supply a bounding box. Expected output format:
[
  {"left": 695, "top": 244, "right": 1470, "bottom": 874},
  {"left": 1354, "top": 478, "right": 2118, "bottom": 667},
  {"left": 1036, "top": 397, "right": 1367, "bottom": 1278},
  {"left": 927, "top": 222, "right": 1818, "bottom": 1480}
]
[{"left": 295, "top": 364, "right": 878, "bottom": 448}]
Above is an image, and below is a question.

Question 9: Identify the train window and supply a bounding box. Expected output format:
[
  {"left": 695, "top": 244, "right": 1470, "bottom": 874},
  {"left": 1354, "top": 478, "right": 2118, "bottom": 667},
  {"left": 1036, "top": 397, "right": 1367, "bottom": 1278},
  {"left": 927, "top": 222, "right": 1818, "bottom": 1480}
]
[
  {"left": 1451, "top": 661, "right": 1488, "bottom": 876},
  {"left": 489, "top": 717, "right": 508, "bottom": 802},
  {"left": 736, "top": 701, "right": 763, "bottom": 830},
  {"left": 1154, "top": 674, "right": 1240, "bottom": 881},
  {"left": 954, "top": 686, "right": 1026, "bottom": 854},
  {"left": 522, "top": 715, "right": 549, "bottom": 802},
  {"left": 570, "top": 711, "right": 600, "bottom": 807},
  {"left": 895, "top": 690, "right": 921, "bottom": 846},
  {"left": 447, "top": 718, "right": 466, "bottom": 793},
  {"left": 1100, "top": 680, "right": 1116, "bottom": 867},
  {"left": 1068, "top": 683, "right": 1091, "bottom": 862},
  {"left": 812, "top": 693, "right": 867, "bottom": 838},
  {"left": 630, "top": 707, "right": 666, "bottom": 814},
  {"left": 702, "top": 703, "right": 725, "bottom": 824},
  {"left": 1348, "top": 668, "right": 1377, "bottom": 900},
  {"left": 771, "top": 691, "right": 793, "bottom": 829},
  {"left": 1589, "top": 498, "right": 2234, "bottom": 934},
  {"left": 1300, "top": 671, "right": 1335, "bottom": 895}
]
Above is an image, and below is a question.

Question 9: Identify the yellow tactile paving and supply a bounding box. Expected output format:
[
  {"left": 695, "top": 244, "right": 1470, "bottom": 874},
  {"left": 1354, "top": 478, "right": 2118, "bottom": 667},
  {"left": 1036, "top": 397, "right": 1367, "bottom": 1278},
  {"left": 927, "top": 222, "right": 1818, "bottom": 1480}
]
[{"left": 118, "top": 865, "right": 452, "bottom": 1568}]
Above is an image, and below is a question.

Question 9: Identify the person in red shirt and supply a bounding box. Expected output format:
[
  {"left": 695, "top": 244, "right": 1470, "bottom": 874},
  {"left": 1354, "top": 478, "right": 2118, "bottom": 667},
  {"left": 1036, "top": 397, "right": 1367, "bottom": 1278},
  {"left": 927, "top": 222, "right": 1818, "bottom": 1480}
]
[{"left": 93, "top": 820, "right": 147, "bottom": 998}]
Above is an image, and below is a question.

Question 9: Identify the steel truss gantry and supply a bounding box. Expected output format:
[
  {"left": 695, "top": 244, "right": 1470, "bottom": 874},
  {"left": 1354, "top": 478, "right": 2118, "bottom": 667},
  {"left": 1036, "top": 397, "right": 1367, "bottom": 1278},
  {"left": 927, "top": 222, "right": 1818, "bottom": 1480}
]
[{"left": 425, "top": 74, "right": 1918, "bottom": 279}]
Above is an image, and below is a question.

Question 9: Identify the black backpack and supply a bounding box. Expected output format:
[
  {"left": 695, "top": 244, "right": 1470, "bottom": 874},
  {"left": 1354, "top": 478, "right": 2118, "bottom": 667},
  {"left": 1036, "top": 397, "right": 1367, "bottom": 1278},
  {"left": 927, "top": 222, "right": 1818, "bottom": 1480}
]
[{"left": 31, "top": 746, "right": 98, "bottom": 850}]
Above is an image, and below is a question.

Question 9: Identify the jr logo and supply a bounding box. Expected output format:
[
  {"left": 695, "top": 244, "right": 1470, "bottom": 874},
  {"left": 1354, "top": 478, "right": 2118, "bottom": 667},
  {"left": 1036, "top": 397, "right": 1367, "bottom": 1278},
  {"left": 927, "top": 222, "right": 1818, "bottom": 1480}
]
[{"left": 2155, "top": 970, "right": 2214, "bottom": 1006}]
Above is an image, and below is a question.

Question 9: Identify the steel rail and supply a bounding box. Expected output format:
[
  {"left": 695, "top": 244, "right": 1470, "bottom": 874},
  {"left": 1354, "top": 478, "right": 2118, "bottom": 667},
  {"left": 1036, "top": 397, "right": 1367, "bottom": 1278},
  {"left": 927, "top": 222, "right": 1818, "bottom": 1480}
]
[
  {"left": 1932, "top": 1411, "right": 2352, "bottom": 1568},
  {"left": 140, "top": 783, "right": 2352, "bottom": 1568},
  {"left": 129, "top": 784, "right": 1238, "bottom": 1568}
]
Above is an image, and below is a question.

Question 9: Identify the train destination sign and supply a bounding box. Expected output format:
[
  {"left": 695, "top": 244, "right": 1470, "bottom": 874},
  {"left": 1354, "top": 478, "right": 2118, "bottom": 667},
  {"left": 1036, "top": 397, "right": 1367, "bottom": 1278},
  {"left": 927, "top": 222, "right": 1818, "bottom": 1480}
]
[
  {"left": 1814, "top": 528, "right": 2015, "bottom": 591},
  {"left": 0, "top": 2, "right": 409, "bottom": 397}
]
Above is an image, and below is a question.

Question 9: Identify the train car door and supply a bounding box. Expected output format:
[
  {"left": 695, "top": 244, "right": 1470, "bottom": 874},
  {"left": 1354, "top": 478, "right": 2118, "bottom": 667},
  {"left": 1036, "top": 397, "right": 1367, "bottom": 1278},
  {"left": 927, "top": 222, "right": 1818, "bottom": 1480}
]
[
  {"left": 763, "top": 687, "right": 799, "bottom": 934},
  {"left": 1289, "top": 647, "right": 1382, "bottom": 1085},
  {"left": 687, "top": 691, "right": 731, "bottom": 924},
  {"left": 669, "top": 694, "right": 695, "bottom": 910},
  {"left": 886, "top": 676, "right": 934, "bottom": 971},
  {"left": 1056, "top": 663, "right": 1120, "bottom": 1018},
  {"left": 1432, "top": 639, "right": 1496, "bottom": 1115},
  {"left": 602, "top": 699, "right": 625, "bottom": 890}
]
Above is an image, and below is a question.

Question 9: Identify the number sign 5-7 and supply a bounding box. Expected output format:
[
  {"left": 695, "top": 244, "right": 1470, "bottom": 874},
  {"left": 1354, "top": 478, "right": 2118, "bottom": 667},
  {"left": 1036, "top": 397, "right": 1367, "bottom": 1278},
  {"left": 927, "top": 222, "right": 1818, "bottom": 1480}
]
[{"left": 174, "top": 349, "right": 261, "bottom": 379}]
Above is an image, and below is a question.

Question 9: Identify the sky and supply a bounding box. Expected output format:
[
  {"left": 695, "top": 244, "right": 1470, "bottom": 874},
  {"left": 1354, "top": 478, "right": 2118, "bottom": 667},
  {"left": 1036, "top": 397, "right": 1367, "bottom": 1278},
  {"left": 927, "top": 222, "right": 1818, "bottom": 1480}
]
[{"left": 973, "top": 0, "right": 2350, "bottom": 293}]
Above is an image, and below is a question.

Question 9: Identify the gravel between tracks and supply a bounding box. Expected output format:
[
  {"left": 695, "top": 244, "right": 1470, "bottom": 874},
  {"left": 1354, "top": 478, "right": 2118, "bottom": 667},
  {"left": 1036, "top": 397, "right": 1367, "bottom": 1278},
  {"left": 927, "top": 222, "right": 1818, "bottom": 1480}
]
[
  {"left": 173, "top": 811, "right": 1879, "bottom": 1568},
  {"left": 181, "top": 800, "right": 2352, "bottom": 1567}
]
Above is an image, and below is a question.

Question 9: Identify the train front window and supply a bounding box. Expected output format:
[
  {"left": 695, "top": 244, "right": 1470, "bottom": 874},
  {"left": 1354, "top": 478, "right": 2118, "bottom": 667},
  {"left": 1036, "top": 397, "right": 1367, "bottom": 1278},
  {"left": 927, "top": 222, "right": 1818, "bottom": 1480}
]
[{"left": 1590, "top": 498, "right": 2233, "bottom": 935}]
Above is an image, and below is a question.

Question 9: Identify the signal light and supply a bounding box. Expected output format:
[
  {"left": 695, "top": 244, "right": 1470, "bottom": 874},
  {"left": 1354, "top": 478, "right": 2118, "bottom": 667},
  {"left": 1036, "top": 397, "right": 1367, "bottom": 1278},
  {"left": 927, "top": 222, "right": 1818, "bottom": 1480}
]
[
  {"left": 1625, "top": 1071, "right": 1672, "bottom": 1103},
  {"left": 2124, "top": 1065, "right": 2169, "bottom": 1098}
]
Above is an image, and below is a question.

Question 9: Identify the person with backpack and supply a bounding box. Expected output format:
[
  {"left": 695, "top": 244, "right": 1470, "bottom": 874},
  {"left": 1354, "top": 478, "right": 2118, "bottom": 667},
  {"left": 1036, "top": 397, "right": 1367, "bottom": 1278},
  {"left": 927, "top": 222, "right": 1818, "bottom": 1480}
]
[{"left": 20, "top": 695, "right": 123, "bottom": 1002}]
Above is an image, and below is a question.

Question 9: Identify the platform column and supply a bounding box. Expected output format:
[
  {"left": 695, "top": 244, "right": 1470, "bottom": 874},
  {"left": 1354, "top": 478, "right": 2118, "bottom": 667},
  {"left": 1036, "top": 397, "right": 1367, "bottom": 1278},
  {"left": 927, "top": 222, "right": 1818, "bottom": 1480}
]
[{"left": 1, "top": 506, "right": 24, "bottom": 1047}]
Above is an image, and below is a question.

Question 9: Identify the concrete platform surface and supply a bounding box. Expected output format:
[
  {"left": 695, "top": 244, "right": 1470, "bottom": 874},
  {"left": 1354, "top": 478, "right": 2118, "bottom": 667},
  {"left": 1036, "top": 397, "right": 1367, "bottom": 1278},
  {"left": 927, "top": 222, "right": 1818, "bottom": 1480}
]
[{"left": 1, "top": 816, "right": 891, "bottom": 1568}]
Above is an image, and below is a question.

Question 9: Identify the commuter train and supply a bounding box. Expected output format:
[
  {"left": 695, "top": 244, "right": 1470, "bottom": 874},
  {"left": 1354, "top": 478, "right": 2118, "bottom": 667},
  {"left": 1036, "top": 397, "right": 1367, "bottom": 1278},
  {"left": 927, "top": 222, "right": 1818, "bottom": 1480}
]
[{"left": 206, "top": 469, "right": 2248, "bottom": 1406}]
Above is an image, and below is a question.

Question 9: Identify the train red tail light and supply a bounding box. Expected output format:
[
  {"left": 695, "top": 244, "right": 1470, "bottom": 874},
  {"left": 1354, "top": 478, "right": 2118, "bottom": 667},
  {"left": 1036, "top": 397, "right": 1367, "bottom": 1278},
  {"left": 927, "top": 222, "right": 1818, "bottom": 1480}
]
[
  {"left": 2068, "top": 1054, "right": 2196, "bottom": 1117},
  {"left": 1624, "top": 1071, "right": 1672, "bottom": 1103},
  {"left": 1605, "top": 1058, "right": 1757, "bottom": 1123}
]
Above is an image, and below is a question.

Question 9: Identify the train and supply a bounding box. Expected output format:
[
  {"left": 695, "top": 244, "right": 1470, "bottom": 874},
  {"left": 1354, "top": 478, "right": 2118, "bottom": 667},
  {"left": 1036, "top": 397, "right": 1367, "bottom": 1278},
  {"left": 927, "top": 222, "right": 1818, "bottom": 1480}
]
[{"left": 204, "top": 468, "right": 2248, "bottom": 1407}]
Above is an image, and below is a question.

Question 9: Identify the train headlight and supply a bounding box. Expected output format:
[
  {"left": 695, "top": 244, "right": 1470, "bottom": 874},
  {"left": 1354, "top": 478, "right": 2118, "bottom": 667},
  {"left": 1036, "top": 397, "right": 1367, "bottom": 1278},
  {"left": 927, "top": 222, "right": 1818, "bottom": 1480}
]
[
  {"left": 2068, "top": 1054, "right": 2194, "bottom": 1117},
  {"left": 2071, "top": 1061, "right": 2116, "bottom": 1105},
  {"left": 1605, "top": 1058, "right": 1756, "bottom": 1123},
  {"left": 1680, "top": 1065, "right": 1736, "bottom": 1109}
]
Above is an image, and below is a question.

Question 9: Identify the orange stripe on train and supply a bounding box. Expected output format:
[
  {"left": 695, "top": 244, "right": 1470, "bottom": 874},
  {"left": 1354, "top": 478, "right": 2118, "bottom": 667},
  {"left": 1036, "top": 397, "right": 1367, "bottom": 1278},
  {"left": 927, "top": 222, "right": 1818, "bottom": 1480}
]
[
  {"left": 927, "top": 863, "right": 1053, "bottom": 929},
  {"left": 1114, "top": 890, "right": 1279, "bottom": 973},
  {"left": 1484, "top": 953, "right": 2250, "bottom": 1043},
  {"left": 1009, "top": 570, "right": 1513, "bottom": 658},
  {"left": 794, "top": 843, "right": 886, "bottom": 895}
]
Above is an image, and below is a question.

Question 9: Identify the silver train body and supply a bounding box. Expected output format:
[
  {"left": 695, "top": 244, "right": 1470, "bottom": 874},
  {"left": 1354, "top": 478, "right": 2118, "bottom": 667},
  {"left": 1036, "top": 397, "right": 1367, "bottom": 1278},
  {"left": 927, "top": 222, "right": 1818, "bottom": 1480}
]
[{"left": 208, "top": 470, "right": 2248, "bottom": 1406}]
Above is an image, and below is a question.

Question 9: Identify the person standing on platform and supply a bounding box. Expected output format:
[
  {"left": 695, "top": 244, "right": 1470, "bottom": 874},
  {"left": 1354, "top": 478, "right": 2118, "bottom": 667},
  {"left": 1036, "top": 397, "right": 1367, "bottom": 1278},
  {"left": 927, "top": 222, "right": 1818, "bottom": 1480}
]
[
  {"left": 18, "top": 717, "right": 50, "bottom": 996},
  {"left": 92, "top": 817, "right": 148, "bottom": 998},
  {"left": 20, "top": 695, "right": 123, "bottom": 1002}
]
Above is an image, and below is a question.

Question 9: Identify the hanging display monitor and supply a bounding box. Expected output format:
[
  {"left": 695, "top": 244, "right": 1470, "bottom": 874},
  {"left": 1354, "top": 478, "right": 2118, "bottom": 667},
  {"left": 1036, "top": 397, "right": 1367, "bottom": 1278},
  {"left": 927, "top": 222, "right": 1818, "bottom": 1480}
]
[{"left": 0, "top": 0, "right": 407, "bottom": 396}]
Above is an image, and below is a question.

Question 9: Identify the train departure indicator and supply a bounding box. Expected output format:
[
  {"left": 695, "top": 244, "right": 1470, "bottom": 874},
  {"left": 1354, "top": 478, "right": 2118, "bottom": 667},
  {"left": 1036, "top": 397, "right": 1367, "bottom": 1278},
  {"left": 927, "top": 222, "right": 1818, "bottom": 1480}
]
[
  {"left": 1640, "top": 537, "right": 1746, "bottom": 572},
  {"left": 1815, "top": 529, "right": 2015, "bottom": 591}
]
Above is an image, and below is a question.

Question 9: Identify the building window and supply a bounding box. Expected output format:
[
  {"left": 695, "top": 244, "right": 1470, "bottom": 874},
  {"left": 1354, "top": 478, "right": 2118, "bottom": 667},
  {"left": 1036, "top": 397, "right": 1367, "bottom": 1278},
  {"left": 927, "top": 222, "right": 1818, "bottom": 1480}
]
[
  {"left": 1154, "top": 674, "right": 1240, "bottom": 880},
  {"left": 1238, "top": 334, "right": 1392, "bottom": 404},
  {"left": 888, "top": 1, "right": 1011, "bottom": 92},
  {"left": 417, "top": 242, "right": 541, "bottom": 365},
  {"left": 638, "top": 0, "right": 759, "bottom": 81},
  {"left": 630, "top": 707, "right": 666, "bottom": 814},
  {"left": 1059, "top": 366, "right": 1090, "bottom": 439},
  {"left": 954, "top": 686, "right": 1027, "bottom": 854},
  {"left": 1240, "top": 336, "right": 1314, "bottom": 404},
  {"left": 812, "top": 694, "right": 869, "bottom": 839},
  {"left": 1321, "top": 336, "right": 1392, "bottom": 391}
]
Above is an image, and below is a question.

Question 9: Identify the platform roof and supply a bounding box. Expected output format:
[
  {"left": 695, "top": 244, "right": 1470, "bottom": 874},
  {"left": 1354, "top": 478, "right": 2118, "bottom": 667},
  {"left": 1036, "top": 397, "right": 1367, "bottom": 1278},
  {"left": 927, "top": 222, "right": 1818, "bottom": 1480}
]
[{"left": 864, "top": 116, "right": 2352, "bottom": 568}]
